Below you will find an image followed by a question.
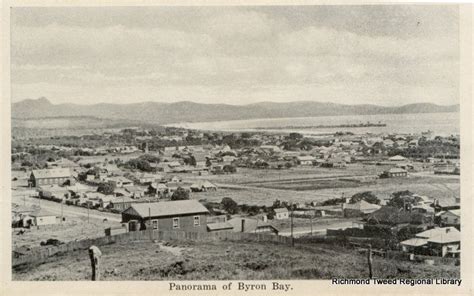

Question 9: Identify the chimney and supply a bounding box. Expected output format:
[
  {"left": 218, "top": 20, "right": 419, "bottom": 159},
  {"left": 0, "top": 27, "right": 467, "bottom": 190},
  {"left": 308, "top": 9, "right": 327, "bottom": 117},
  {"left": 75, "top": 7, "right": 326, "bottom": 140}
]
[
  {"left": 446, "top": 228, "right": 450, "bottom": 233},
  {"left": 241, "top": 219, "right": 245, "bottom": 232}
]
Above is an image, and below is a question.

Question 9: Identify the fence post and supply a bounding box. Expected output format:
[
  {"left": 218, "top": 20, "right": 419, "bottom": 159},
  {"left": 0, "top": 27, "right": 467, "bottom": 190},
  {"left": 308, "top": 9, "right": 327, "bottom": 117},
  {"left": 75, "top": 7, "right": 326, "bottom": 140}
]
[
  {"left": 367, "top": 244, "right": 373, "bottom": 279},
  {"left": 89, "top": 246, "right": 102, "bottom": 281}
]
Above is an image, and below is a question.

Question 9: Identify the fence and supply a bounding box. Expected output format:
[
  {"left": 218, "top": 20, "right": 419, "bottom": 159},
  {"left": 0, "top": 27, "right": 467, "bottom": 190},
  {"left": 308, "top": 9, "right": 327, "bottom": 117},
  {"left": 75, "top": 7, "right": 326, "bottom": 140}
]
[{"left": 12, "top": 230, "right": 294, "bottom": 267}]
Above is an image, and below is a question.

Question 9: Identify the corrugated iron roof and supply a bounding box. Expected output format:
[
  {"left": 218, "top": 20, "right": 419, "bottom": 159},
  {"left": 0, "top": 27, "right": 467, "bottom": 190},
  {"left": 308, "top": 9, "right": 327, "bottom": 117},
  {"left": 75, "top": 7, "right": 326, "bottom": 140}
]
[
  {"left": 31, "top": 168, "right": 71, "bottom": 179},
  {"left": 125, "top": 200, "right": 209, "bottom": 218}
]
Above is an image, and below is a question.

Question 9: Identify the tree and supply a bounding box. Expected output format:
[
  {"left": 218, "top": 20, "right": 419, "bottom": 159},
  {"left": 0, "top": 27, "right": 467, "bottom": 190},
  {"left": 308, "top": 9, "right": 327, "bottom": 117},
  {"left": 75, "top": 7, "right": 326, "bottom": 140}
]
[
  {"left": 206, "top": 158, "right": 212, "bottom": 167},
  {"left": 350, "top": 191, "right": 380, "bottom": 205},
  {"left": 223, "top": 164, "right": 237, "bottom": 174},
  {"left": 97, "top": 182, "right": 115, "bottom": 195},
  {"left": 221, "top": 197, "right": 238, "bottom": 214},
  {"left": 171, "top": 187, "right": 190, "bottom": 200}
]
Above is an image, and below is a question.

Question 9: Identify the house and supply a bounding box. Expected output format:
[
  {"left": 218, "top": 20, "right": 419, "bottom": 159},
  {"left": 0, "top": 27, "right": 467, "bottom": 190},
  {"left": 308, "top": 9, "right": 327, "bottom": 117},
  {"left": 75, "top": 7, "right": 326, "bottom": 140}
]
[
  {"left": 106, "top": 176, "right": 133, "bottom": 188},
  {"left": 148, "top": 183, "right": 169, "bottom": 197},
  {"left": 11, "top": 205, "right": 37, "bottom": 228},
  {"left": 400, "top": 227, "right": 460, "bottom": 257},
  {"left": 322, "top": 157, "right": 347, "bottom": 168},
  {"left": 437, "top": 210, "right": 460, "bottom": 227},
  {"left": 125, "top": 186, "right": 147, "bottom": 199},
  {"left": 260, "top": 145, "right": 282, "bottom": 153},
  {"left": 296, "top": 156, "right": 315, "bottom": 166},
  {"left": 109, "top": 197, "right": 140, "bottom": 212},
  {"left": 122, "top": 200, "right": 209, "bottom": 232},
  {"left": 30, "top": 210, "right": 58, "bottom": 226},
  {"left": 365, "top": 206, "right": 431, "bottom": 229},
  {"left": 136, "top": 173, "right": 158, "bottom": 184},
  {"left": 227, "top": 218, "right": 279, "bottom": 235},
  {"left": 380, "top": 167, "right": 408, "bottom": 178},
  {"left": 190, "top": 180, "right": 218, "bottom": 192},
  {"left": 28, "top": 168, "right": 73, "bottom": 187},
  {"left": 389, "top": 155, "right": 407, "bottom": 162},
  {"left": 273, "top": 208, "right": 289, "bottom": 220},
  {"left": 342, "top": 200, "right": 381, "bottom": 218}
]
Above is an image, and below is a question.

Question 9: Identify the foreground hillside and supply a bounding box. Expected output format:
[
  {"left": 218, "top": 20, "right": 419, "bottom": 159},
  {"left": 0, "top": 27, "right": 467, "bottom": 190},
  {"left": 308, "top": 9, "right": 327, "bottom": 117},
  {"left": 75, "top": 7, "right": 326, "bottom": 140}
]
[{"left": 13, "top": 239, "right": 459, "bottom": 281}]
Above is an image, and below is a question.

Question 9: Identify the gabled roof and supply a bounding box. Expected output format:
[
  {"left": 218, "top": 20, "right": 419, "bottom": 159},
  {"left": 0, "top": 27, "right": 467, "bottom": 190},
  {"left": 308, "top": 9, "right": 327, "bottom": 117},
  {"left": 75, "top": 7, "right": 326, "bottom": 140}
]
[
  {"left": 389, "top": 155, "right": 407, "bottom": 161},
  {"left": 31, "top": 209, "right": 57, "bottom": 217},
  {"left": 190, "top": 180, "right": 217, "bottom": 189},
  {"left": 31, "top": 168, "right": 71, "bottom": 179},
  {"left": 345, "top": 200, "right": 381, "bottom": 212},
  {"left": 367, "top": 206, "right": 425, "bottom": 225},
  {"left": 297, "top": 156, "right": 316, "bottom": 161},
  {"left": 400, "top": 237, "right": 428, "bottom": 247},
  {"left": 274, "top": 208, "right": 288, "bottom": 213},
  {"left": 428, "top": 230, "right": 460, "bottom": 244},
  {"left": 416, "top": 227, "right": 459, "bottom": 239},
  {"left": 124, "top": 200, "right": 209, "bottom": 218}
]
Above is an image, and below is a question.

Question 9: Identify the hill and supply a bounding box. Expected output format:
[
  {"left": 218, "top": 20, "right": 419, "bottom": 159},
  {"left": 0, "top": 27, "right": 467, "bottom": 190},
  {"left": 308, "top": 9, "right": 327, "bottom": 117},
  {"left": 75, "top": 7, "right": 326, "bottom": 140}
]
[
  {"left": 12, "top": 97, "right": 459, "bottom": 125},
  {"left": 13, "top": 239, "right": 459, "bottom": 281}
]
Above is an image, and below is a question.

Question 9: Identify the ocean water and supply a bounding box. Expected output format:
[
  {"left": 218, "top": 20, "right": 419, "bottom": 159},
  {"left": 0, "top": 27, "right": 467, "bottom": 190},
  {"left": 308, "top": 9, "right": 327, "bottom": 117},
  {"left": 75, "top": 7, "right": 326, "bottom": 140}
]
[{"left": 169, "top": 112, "right": 460, "bottom": 136}]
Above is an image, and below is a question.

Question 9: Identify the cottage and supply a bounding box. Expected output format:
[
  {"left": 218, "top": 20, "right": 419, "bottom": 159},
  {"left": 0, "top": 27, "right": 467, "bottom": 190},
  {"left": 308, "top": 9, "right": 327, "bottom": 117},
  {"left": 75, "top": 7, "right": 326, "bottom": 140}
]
[
  {"left": 106, "top": 176, "right": 133, "bottom": 188},
  {"left": 227, "top": 218, "right": 279, "bottom": 235},
  {"left": 322, "top": 157, "right": 347, "bottom": 168},
  {"left": 190, "top": 180, "right": 218, "bottom": 192},
  {"left": 122, "top": 200, "right": 209, "bottom": 232},
  {"left": 437, "top": 210, "right": 460, "bottom": 227},
  {"left": 296, "top": 156, "right": 315, "bottom": 166},
  {"left": 273, "top": 208, "right": 289, "bottom": 220},
  {"left": 28, "top": 168, "right": 73, "bottom": 187},
  {"left": 400, "top": 227, "right": 460, "bottom": 257},
  {"left": 342, "top": 200, "right": 381, "bottom": 217},
  {"left": 389, "top": 155, "right": 407, "bottom": 162},
  {"left": 30, "top": 210, "right": 58, "bottom": 226},
  {"left": 381, "top": 167, "right": 408, "bottom": 178}
]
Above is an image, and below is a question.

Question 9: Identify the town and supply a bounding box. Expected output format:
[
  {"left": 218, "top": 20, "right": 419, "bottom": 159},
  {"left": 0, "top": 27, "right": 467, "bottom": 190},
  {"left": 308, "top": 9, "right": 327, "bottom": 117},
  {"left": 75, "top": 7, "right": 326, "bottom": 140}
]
[{"left": 11, "top": 125, "right": 461, "bottom": 280}]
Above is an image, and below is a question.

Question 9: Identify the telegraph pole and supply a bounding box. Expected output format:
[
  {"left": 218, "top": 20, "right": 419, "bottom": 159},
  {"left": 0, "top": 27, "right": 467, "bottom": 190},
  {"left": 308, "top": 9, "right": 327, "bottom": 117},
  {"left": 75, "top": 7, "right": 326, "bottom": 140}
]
[{"left": 290, "top": 203, "right": 294, "bottom": 247}]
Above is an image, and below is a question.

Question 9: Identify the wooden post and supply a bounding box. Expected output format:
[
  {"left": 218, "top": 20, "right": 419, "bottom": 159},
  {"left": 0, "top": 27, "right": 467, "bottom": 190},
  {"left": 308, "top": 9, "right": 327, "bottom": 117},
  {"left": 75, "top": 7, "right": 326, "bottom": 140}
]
[
  {"left": 367, "top": 244, "right": 373, "bottom": 279},
  {"left": 290, "top": 204, "right": 294, "bottom": 247},
  {"left": 89, "top": 246, "right": 102, "bottom": 281}
]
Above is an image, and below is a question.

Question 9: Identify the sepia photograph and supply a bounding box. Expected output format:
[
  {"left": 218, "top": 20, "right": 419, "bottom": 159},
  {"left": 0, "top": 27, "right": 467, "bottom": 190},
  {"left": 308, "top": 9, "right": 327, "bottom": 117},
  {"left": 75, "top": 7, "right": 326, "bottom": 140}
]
[{"left": 1, "top": 1, "right": 472, "bottom": 294}]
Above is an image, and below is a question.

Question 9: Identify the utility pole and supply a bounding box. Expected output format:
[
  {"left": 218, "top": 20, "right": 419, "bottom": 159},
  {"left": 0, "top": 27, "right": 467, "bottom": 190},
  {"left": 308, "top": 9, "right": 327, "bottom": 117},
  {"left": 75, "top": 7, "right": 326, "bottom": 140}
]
[
  {"left": 61, "top": 201, "right": 63, "bottom": 223},
  {"left": 310, "top": 214, "right": 313, "bottom": 236},
  {"left": 87, "top": 202, "right": 90, "bottom": 223},
  {"left": 290, "top": 203, "right": 294, "bottom": 247}
]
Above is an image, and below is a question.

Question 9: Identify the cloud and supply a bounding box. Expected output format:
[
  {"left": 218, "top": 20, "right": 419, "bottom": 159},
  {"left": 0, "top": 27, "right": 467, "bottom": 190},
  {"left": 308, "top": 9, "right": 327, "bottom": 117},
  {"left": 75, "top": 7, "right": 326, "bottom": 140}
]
[{"left": 10, "top": 6, "right": 460, "bottom": 106}]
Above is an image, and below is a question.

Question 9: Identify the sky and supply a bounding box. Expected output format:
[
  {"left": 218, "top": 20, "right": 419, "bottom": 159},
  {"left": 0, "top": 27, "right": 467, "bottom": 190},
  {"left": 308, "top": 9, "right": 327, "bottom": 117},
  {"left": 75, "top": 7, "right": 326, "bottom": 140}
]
[{"left": 11, "top": 5, "right": 460, "bottom": 106}]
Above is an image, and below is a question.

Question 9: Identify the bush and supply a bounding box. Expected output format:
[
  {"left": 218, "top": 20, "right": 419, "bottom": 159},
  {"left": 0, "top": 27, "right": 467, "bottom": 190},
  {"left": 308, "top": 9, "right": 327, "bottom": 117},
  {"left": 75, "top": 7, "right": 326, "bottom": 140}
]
[{"left": 171, "top": 187, "right": 189, "bottom": 200}]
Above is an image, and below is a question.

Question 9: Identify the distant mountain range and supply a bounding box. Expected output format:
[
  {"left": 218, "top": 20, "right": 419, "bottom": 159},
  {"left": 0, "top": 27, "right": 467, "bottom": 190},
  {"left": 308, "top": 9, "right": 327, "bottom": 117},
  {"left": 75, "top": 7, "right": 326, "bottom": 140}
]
[{"left": 12, "top": 97, "right": 460, "bottom": 125}]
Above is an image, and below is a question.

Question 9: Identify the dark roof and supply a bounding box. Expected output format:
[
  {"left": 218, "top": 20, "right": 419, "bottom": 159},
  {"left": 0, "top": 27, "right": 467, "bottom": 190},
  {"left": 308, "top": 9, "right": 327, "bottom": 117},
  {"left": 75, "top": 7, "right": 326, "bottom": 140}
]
[
  {"left": 227, "top": 218, "right": 279, "bottom": 233},
  {"left": 124, "top": 200, "right": 209, "bottom": 218},
  {"left": 207, "top": 222, "right": 234, "bottom": 231},
  {"left": 366, "top": 206, "right": 426, "bottom": 225}
]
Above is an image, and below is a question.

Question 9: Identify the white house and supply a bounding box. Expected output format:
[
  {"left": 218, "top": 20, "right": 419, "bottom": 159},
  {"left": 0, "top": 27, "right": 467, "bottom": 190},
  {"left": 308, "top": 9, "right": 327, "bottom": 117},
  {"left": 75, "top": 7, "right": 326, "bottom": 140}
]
[{"left": 274, "top": 208, "right": 289, "bottom": 220}]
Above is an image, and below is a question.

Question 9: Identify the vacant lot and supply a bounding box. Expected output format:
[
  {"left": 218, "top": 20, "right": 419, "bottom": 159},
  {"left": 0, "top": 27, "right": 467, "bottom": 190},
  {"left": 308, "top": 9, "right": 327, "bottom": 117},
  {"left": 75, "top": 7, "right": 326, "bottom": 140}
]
[
  {"left": 13, "top": 239, "right": 459, "bottom": 281},
  {"left": 12, "top": 216, "right": 121, "bottom": 250},
  {"left": 193, "top": 175, "right": 459, "bottom": 206}
]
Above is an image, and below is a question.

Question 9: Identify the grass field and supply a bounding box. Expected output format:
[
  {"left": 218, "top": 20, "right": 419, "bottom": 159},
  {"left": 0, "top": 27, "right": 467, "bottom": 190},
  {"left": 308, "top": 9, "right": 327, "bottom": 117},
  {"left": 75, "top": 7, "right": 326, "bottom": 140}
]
[{"left": 13, "top": 239, "right": 459, "bottom": 281}]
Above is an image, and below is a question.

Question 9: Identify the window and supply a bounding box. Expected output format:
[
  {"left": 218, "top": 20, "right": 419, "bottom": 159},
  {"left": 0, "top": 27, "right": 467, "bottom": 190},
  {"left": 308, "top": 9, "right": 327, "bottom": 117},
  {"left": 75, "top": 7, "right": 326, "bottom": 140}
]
[
  {"left": 173, "top": 218, "right": 180, "bottom": 229},
  {"left": 152, "top": 220, "right": 158, "bottom": 230},
  {"left": 194, "top": 216, "right": 200, "bottom": 226}
]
